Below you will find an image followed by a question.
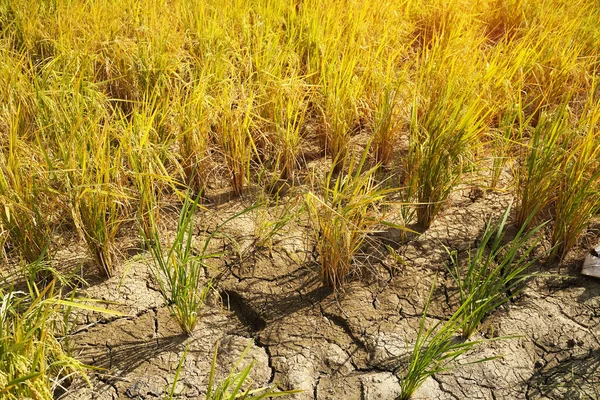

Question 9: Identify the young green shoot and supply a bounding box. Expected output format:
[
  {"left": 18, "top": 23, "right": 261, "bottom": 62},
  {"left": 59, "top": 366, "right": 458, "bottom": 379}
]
[
  {"left": 143, "top": 194, "right": 212, "bottom": 334},
  {"left": 398, "top": 281, "right": 504, "bottom": 400},
  {"left": 446, "top": 205, "right": 547, "bottom": 338}
]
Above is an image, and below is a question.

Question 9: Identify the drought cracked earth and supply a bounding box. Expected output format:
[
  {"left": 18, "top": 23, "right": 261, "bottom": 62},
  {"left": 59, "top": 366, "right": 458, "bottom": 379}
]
[{"left": 64, "top": 188, "right": 600, "bottom": 400}]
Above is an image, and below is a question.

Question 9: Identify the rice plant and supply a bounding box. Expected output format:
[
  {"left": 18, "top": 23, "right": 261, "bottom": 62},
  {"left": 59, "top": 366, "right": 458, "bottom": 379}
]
[
  {"left": 513, "top": 93, "right": 600, "bottom": 262},
  {"left": 1, "top": 0, "right": 600, "bottom": 395},
  {"left": 0, "top": 279, "right": 124, "bottom": 400},
  {"left": 514, "top": 106, "right": 569, "bottom": 228},
  {"left": 0, "top": 108, "right": 52, "bottom": 264},
  {"left": 319, "top": 50, "right": 364, "bottom": 172},
  {"left": 548, "top": 96, "right": 600, "bottom": 261},
  {"left": 446, "top": 205, "right": 547, "bottom": 338},
  {"left": 253, "top": 194, "right": 302, "bottom": 250},
  {"left": 305, "top": 152, "right": 396, "bottom": 289},
  {"left": 481, "top": 0, "right": 525, "bottom": 43},
  {"left": 143, "top": 194, "right": 212, "bottom": 334},
  {"left": 368, "top": 50, "right": 406, "bottom": 167},
  {"left": 72, "top": 124, "right": 129, "bottom": 278},
  {"left": 406, "top": 37, "right": 489, "bottom": 228},
  {"left": 488, "top": 99, "right": 524, "bottom": 190},
  {"left": 176, "top": 73, "right": 212, "bottom": 196},
  {"left": 215, "top": 83, "right": 257, "bottom": 196},
  {"left": 206, "top": 342, "right": 301, "bottom": 399},
  {"left": 398, "top": 282, "right": 503, "bottom": 400},
  {"left": 123, "top": 101, "right": 173, "bottom": 246},
  {"left": 271, "top": 75, "right": 309, "bottom": 180}
]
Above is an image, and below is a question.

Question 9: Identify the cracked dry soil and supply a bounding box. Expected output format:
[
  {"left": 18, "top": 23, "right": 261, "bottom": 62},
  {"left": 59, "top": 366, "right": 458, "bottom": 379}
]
[{"left": 64, "top": 187, "right": 600, "bottom": 400}]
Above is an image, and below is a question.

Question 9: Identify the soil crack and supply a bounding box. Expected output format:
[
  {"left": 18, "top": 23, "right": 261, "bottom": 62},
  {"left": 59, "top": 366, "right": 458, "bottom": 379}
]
[
  {"left": 320, "top": 305, "right": 367, "bottom": 351},
  {"left": 220, "top": 290, "right": 267, "bottom": 332},
  {"left": 255, "top": 336, "right": 277, "bottom": 385}
]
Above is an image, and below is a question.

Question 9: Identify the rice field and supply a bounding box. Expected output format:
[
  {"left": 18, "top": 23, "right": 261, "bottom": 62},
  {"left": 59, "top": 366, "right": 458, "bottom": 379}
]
[{"left": 1, "top": 0, "right": 599, "bottom": 399}]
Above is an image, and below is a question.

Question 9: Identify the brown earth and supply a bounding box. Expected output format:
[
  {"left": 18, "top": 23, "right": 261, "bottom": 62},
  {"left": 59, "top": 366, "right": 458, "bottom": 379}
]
[{"left": 61, "top": 183, "right": 600, "bottom": 400}]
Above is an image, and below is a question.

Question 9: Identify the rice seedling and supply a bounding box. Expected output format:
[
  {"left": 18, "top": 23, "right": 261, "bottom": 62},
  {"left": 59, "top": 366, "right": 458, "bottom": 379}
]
[
  {"left": 164, "top": 342, "right": 300, "bottom": 399},
  {"left": 398, "top": 282, "right": 504, "bottom": 400},
  {"left": 253, "top": 194, "right": 303, "bottom": 250},
  {"left": 446, "top": 205, "right": 547, "bottom": 338},
  {"left": 143, "top": 194, "right": 212, "bottom": 335},
  {"left": 206, "top": 342, "right": 301, "bottom": 399},
  {"left": 305, "top": 151, "right": 396, "bottom": 289},
  {"left": 143, "top": 193, "right": 260, "bottom": 333},
  {"left": 163, "top": 345, "right": 188, "bottom": 400}
]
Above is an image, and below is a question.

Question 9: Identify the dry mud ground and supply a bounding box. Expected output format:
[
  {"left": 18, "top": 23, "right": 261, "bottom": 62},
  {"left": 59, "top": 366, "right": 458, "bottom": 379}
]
[{"left": 62, "top": 185, "right": 600, "bottom": 400}]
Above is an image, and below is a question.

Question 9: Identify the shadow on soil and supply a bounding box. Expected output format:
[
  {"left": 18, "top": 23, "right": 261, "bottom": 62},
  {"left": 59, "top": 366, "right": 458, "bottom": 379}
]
[
  {"left": 527, "top": 349, "right": 600, "bottom": 399},
  {"left": 87, "top": 333, "right": 188, "bottom": 374}
]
